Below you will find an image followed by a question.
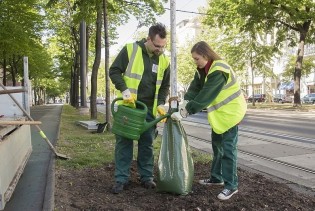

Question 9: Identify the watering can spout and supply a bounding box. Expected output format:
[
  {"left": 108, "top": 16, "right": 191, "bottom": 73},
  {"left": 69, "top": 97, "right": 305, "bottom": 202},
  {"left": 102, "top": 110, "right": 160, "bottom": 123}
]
[
  {"left": 111, "top": 98, "right": 170, "bottom": 140},
  {"left": 142, "top": 113, "right": 170, "bottom": 133}
]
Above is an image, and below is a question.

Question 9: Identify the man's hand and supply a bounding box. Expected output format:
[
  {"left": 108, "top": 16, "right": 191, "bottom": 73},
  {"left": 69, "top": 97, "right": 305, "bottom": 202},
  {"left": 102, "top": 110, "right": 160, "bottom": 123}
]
[
  {"left": 157, "top": 105, "right": 167, "bottom": 123},
  {"left": 157, "top": 105, "right": 166, "bottom": 116},
  {"left": 122, "top": 89, "right": 135, "bottom": 107},
  {"left": 122, "top": 89, "right": 132, "bottom": 100}
]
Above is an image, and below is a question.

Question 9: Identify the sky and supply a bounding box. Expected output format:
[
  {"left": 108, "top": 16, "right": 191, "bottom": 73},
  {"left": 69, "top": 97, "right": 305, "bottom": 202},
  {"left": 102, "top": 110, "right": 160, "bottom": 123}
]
[{"left": 108, "top": 0, "right": 207, "bottom": 55}]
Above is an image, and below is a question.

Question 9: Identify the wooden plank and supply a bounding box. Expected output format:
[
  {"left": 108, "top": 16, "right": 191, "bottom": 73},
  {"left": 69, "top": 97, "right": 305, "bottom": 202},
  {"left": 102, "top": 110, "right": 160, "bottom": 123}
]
[
  {"left": 0, "top": 89, "right": 26, "bottom": 95},
  {"left": 0, "top": 121, "right": 41, "bottom": 125}
]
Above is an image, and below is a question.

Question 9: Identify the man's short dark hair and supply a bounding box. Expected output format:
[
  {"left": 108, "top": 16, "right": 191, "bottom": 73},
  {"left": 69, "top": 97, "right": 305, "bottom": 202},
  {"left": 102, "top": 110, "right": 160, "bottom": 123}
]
[{"left": 148, "top": 23, "right": 167, "bottom": 40}]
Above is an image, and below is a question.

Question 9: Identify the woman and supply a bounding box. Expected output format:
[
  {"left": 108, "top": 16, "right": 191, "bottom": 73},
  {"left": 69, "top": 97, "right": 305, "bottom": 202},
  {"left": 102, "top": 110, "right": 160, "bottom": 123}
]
[{"left": 171, "top": 41, "right": 247, "bottom": 200}]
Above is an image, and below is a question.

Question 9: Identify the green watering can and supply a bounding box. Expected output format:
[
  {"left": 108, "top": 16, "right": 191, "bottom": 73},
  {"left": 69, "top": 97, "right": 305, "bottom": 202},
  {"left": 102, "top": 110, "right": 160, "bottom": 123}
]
[{"left": 111, "top": 97, "right": 170, "bottom": 140}]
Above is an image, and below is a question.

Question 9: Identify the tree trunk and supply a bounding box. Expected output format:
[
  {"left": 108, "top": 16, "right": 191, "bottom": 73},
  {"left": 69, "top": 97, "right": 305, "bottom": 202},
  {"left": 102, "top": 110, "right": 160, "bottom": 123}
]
[
  {"left": 86, "top": 25, "right": 90, "bottom": 102},
  {"left": 70, "top": 25, "right": 80, "bottom": 108},
  {"left": 10, "top": 63, "right": 16, "bottom": 86},
  {"left": 34, "top": 88, "right": 37, "bottom": 105},
  {"left": 250, "top": 52, "right": 255, "bottom": 106},
  {"left": 1, "top": 51, "right": 7, "bottom": 85},
  {"left": 293, "top": 31, "right": 307, "bottom": 106},
  {"left": 90, "top": 7, "right": 102, "bottom": 119},
  {"left": 70, "top": 51, "right": 80, "bottom": 108},
  {"left": 74, "top": 52, "right": 80, "bottom": 108},
  {"left": 103, "top": 0, "right": 111, "bottom": 129},
  {"left": 70, "top": 67, "right": 74, "bottom": 106}
]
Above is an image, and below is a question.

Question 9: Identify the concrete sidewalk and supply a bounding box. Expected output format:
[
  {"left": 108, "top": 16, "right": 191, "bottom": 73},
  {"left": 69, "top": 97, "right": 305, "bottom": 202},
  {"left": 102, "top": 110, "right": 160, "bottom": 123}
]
[{"left": 4, "top": 105, "right": 62, "bottom": 211}]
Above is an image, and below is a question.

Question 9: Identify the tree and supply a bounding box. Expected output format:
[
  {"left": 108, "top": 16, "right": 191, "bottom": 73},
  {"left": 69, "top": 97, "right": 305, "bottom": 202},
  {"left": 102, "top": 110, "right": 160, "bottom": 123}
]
[
  {"left": 46, "top": 0, "right": 168, "bottom": 121},
  {"left": 282, "top": 55, "right": 315, "bottom": 80},
  {"left": 90, "top": 5, "right": 102, "bottom": 119},
  {"left": 177, "top": 43, "right": 196, "bottom": 93},
  {"left": 0, "top": 0, "right": 49, "bottom": 86},
  {"left": 203, "top": 0, "right": 315, "bottom": 106},
  {"left": 193, "top": 22, "right": 276, "bottom": 105}
]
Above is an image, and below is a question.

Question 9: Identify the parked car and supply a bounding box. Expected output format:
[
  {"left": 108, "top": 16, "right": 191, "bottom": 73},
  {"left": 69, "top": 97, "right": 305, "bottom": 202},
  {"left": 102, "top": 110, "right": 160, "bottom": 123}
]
[
  {"left": 301, "top": 93, "right": 315, "bottom": 104},
  {"left": 273, "top": 94, "right": 292, "bottom": 104},
  {"left": 247, "top": 94, "right": 266, "bottom": 103},
  {"left": 96, "top": 97, "right": 105, "bottom": 104}
]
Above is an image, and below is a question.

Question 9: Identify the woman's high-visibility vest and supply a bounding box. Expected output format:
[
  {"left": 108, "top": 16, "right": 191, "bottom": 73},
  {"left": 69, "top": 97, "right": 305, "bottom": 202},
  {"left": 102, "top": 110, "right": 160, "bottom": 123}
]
[
  {"left": 205, "top": 60, "right": 247, "bottom": 134},
  {"left": 117, "top": 42, "right": 169, "bottom": 116}
]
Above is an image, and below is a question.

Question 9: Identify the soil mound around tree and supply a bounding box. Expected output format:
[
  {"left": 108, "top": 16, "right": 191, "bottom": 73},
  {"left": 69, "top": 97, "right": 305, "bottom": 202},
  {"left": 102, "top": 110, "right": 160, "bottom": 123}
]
[{"left": 55, "top": 162, "right": 315, "bottom": 210}]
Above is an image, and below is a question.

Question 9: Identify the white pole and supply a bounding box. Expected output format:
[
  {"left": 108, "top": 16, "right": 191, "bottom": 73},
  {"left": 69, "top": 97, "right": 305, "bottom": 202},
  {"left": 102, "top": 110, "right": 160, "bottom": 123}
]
[
  {"left": 170, "top": 0, "right": 177, "bottom": 108},
  {"left": 23, "top": 56, "right": 30, "bottom": 114}
]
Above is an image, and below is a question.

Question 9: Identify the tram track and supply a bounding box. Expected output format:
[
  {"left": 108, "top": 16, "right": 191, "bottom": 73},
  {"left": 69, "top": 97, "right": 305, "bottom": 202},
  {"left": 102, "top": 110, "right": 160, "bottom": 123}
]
[
  {"left": 184, "top": 119, "right": 315, "bottom": 149},
  {"left": 157, "top": 119, "right": 315, "bottom": 178},
  {"left": 186, "top": 133, "right": 315, "bottom": 175}
]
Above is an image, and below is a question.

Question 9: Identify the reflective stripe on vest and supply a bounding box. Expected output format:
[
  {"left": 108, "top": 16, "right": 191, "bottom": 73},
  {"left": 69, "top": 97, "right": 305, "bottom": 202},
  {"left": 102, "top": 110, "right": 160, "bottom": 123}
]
[
  {"left": 207, "top": 89, "right": 242, "bottom": 112},
  {"left": 205, "top": 60, "right": 247, "bottom": 134},
  {"left": 207, "top": 69, "right": 239, "bottom": 112}
]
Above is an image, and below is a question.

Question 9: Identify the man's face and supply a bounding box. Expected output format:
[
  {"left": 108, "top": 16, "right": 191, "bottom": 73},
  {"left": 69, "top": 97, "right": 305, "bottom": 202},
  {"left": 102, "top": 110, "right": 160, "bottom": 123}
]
[{"left": 147, "top": 34, "right": 167, "bottom": 56}]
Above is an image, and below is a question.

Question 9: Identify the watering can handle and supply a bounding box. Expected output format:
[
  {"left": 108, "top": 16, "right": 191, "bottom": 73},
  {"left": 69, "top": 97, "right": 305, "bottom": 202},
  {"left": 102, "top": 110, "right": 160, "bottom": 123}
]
[{"left": 111, "top": 97, "right": 148, "bottom": 116}]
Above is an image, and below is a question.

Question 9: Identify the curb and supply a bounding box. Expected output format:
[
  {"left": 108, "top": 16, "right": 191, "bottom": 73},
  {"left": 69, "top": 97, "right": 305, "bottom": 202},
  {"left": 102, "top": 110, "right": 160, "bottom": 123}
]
[
  {"left": 43, "top": 105, "right": 63, "bottom": 211},
  {"left": 43, "top": 155, "right": 55, "bottom": 211}
]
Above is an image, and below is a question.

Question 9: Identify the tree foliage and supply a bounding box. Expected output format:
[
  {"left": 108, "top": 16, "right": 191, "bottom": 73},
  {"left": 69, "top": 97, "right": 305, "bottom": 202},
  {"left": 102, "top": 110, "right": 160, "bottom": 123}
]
[
  {"left": 203, "top": 0, "right": 315, "bottom": 105},
  {"left": 282, "top": 55, "right": 315, "bottom": 80},
  {"left": 177, "top": 42, "right": 196, "bottom": 92},
  {"left": 45, "top": 0, "right": 169, "bottom": 106},
  {"left": 0, "top": 0, "right": 56, "bottom": 104}
]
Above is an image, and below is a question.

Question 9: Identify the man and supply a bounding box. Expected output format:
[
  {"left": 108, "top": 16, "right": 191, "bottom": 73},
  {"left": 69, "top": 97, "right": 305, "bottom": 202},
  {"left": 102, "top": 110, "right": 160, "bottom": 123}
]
[{"left": 109, "top": 23, "right": 170, "bottom": 194}]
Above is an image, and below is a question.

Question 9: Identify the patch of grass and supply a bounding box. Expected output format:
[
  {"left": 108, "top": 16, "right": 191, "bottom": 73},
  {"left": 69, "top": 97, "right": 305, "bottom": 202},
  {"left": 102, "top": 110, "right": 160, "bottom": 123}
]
[
  {"left": 57, "top": 106, "right": 210, "bottom": 169},
  {"left": 56, "top": 105, "right": 115, "bottom": 169},
  {"left": 247, "top": 103, "right": 315, "bottom": 111},
  {"left": 191, "top": 150, "right": 212, "bottom": 164}
]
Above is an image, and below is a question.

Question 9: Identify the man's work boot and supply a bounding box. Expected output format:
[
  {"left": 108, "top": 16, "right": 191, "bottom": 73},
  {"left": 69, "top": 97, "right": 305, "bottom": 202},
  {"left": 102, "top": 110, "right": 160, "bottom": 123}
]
[
  {"left": 112, "top": 181, "right": 128, "bottom": 194},
  {"left": 141, "top": 180, "right": 156, "bottom": 189}
]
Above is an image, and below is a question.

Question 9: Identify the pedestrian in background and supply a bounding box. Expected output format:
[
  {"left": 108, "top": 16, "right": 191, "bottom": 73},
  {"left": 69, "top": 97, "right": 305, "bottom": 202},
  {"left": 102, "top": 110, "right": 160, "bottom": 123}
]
[
  {"left": 109, "top": 23, "right": 170, "bottom": 194},
  {"left": 171, "top": 41, "right": 247, "bottom": 200}
]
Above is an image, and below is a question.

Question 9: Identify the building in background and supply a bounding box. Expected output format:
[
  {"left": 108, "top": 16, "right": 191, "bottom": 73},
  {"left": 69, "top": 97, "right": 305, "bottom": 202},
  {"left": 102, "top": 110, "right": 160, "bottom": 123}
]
[{"left": 176, "top": 17, "right": 202, "bottom": 47}]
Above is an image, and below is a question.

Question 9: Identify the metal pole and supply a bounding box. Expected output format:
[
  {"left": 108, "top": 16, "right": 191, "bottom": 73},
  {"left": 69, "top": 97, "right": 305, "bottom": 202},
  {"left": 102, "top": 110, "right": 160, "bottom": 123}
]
[
  {"left": 170, "top": 0, "right": 177, "bottom": 108},
  {"left": 80, "top": 21, "right": 87, "bottom": 107},
  {"left": 23, "top": 57, "right": 30, "bottom": 114}
]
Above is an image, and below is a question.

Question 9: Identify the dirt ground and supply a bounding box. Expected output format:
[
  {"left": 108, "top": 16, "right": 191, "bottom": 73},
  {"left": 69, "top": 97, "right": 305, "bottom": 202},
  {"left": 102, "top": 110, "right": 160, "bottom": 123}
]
[{"left": 54, "top": 161, "right": 315, "bottom": 211}]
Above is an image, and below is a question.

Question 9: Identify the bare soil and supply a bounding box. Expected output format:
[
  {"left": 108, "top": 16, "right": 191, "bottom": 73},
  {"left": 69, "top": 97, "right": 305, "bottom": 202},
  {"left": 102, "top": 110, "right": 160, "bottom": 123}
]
[{"left": 54, "top": 161, "right": 315, "bottom": 211}]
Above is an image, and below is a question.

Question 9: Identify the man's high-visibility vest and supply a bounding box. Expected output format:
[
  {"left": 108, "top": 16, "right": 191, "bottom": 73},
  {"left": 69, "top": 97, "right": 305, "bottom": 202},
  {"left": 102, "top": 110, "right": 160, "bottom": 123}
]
[{"left": 117, "top": 42, "right": 169, "bottom": 116}]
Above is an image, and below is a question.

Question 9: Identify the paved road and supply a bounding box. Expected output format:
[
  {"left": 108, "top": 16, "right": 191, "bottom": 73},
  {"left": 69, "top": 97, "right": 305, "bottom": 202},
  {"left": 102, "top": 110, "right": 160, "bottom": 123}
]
[
  {"left": 4, "top": 105, "right": 62, "bottom": 211},
  {"left": 187, "top": 109, "right": 315, "bottom": 140}
]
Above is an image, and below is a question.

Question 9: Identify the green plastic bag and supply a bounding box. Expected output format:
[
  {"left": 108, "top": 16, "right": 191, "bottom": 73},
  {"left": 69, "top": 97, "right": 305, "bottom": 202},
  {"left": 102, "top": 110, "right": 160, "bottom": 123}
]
[{"left": 157, "top": 118, "right": 194, "bottom": 195}]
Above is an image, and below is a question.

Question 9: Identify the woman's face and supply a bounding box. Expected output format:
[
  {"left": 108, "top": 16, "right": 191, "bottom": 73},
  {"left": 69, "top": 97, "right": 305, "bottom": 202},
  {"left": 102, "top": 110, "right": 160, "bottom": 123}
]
[{"left": 191, "top": 52, "right": 208, "bottom": 69}]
